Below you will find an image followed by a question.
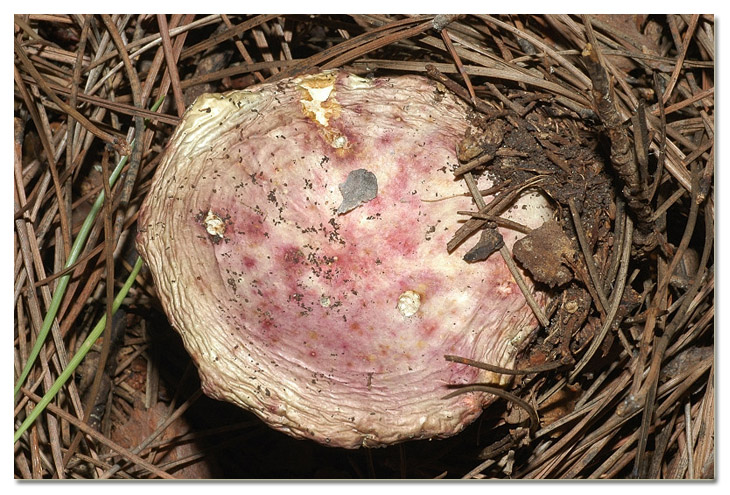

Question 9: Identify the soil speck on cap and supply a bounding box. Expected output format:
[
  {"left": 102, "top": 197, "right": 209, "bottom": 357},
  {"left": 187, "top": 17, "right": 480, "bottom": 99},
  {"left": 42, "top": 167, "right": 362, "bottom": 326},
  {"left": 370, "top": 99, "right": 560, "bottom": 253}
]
[{"left": 336, "top": 168, "right": 378, "bottom": 215}]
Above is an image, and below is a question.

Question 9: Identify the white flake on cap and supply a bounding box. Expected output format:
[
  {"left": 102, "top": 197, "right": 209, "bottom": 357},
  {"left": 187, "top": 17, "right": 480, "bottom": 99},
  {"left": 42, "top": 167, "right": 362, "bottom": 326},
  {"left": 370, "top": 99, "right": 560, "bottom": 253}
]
[
  {"left": 397, "top": 290, "right": 421, "bottom": 317},
  {"left": 204, "top": 210, "right": 226, "bottom": 238}
]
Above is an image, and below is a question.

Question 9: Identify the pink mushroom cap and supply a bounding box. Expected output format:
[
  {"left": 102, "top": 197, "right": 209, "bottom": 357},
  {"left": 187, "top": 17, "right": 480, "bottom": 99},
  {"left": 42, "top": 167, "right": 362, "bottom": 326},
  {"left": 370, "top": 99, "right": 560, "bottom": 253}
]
[{"left": 137, "top": 70, "right": 552, "bottom": 448}]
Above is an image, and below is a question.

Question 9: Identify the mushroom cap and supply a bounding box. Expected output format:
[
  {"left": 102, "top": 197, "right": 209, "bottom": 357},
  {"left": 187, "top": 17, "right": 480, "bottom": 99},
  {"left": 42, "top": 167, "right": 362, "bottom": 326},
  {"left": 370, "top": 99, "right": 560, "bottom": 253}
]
[{"left": 137, "top": 70, "right": 552, "bottom": 448}]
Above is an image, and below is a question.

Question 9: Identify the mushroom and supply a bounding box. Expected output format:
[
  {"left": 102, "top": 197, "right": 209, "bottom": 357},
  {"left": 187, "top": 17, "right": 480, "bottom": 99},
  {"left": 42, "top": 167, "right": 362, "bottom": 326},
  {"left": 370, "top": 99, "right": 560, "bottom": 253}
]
[{"left": 137, "top": 70, "right": 553, "bottom": 448}]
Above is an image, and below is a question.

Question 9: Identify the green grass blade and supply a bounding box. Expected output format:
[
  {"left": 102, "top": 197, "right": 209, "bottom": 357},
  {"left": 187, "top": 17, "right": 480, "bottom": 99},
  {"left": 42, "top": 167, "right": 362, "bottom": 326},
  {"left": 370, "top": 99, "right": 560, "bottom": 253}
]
[
  {"left": 14, "top": 151, "right": 130, "bottom": 399},
  {"left": 14, "top": 256, "right": 145, "bottom": 444},
  {"left": 14, "top": 95, "right": 165, "bottom": 399}
]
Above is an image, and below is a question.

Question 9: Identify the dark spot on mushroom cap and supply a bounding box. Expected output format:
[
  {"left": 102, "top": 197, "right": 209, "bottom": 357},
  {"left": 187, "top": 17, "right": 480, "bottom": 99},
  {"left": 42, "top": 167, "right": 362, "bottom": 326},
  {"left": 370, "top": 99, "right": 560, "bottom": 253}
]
[
  {"left": 463, "top": 228, "right": 504, "bottom": 263},
  {"left": 336, "top": 168, "right": 378, "bottom": 215}
]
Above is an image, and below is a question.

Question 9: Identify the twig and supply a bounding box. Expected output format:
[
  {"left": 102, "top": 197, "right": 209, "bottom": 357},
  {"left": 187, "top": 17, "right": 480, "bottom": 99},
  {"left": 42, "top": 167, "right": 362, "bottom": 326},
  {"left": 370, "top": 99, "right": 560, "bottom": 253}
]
[
  {"left": 445, "top": 354, "right": 563, "bottom": 375},
  {"left": 323, "top": 20, "right": 435, "bottom": 70},
  {"left": 663, "top": 15, "right": 700, "bottom": 105},
  {"left": 456, "top": 210, "right": 531, "bottom": 235},
  {"left": 13, "top": 66, "right": 72, "bottom": 258},
  {"left": 274, "top": 15, "right": 434, "bottom": 80},
  {"left": 19, "top": 388, "right": 175, "bottom": 479},
  {"left": 156, "top": 14, "right": 185, "bottom": 117},
  {"left": 569, "top": 216, "right": 633, "bottom": 382},
  {"left": 98, "top": 389, "right": 203, "bottom": 479},
  {"left": 647, "top": 72, "right": 667, "bottom": 202},
  {"left": 16, "top": 74, "right": 180, "bottom": 125},
  {"left": 220, "top": 14, "right": 265, "bottom": 83},
  {"left": 478, "top": 14, "right": 591, "bottom": 90},
  {"left": 443, "top": 384, "right": 539, "bottom": 434},
  {"left": 684, "top": 401, "right": 695, "bottom": 479},
  {"left": 659, "top": 87, "right": 714, "bottom": 116},
  {"left": 461, "top": 172, "right": 549, "bottom": 328},
  {"left": 486, "top": 81, "right": 527, "bottom": 116},
  {"left": 447, "top": 175, "right": 545, "bottom": 252},
  {"left": 440, "top": 28, "right": 477, "bottom": 104},
  {"left": 583, "top": 43, "right": 655, "bottom": 250},
  {"left": 632, "top": 165, "right": 702, "bottom": 477},
  {"left": 425, "top": 64, "right": 500, "bottom": 116},
  {"left": 568, "top": 198, "right": 609, "bottom": 313},
  {"left": 180, "top": 14, "right": 278, "bottom": 60},
  {"left": 14, "top": 38, "right": 125, "bottom": 153}
]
